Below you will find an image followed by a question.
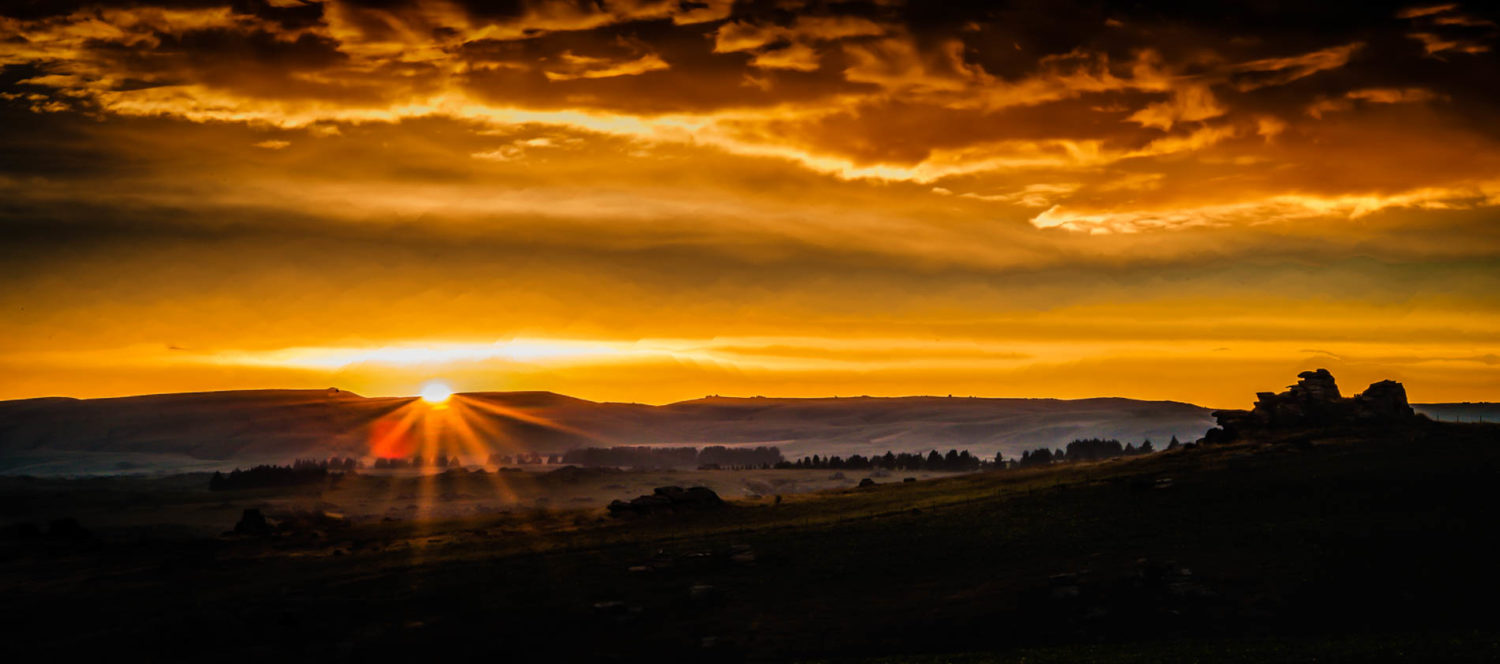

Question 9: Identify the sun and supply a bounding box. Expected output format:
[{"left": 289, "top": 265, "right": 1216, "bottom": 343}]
[{"left": 419, "top": 380, "right": 453, "bottom": 405}]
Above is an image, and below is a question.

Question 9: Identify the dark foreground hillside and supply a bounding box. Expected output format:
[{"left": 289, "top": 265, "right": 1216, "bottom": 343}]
[{"left": 1, "top": 420, "right": 1498, "bottom": 662}]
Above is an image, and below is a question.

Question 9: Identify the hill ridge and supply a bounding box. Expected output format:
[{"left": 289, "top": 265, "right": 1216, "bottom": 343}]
[{"left": 1, "top": 386, "right": 1488, "bottom": 477}]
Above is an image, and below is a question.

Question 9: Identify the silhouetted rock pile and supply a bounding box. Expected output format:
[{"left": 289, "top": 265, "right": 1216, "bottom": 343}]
[
  {"left": 1356, "top": 380, "right": 1415, "bottom": 420},
  {"left": 1204, "top": 369, "right": 1416, "bottom": 443},
  {"left": 607, "top": 486, "right": 724, "bottom": 517},
  {"left": 275, "top": 509, "right": 351, "bottom": 535},
  {"left": 230, "top": 508, "right": 348, "bottom": 537},
  {"left": 234, "top": 508, "right": 272, "bottom": 536}
]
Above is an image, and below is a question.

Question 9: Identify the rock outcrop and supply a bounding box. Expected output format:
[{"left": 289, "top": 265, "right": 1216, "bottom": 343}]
[
  {"left": 607, "top": 485, "right": 725, "bottom": 517},
  {"left": 1355, "top": 380, "right": 1415, "bottom": 420},
  {"left": 233, "top": 508, "right": 272, "bottom": 536},
  {"left": 1203, "top": 369, "right": 1417, "bottom": 443}
]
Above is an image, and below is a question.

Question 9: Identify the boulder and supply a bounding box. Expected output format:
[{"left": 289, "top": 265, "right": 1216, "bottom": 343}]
[
  {"left": 654, "top": 485, "right": 686, "bottom": 500},
  {"left": 1249, "top": 368, "right": 1351, "bottom": 428},
  {"left": 276, "top": 509, "right": 350, "bottom": 535},
  {"left": 1355, "top": 380, "right": 1415, "bottom": 420},
  {"left": 234, "top": 508, "right": 272, "bottom": 536},
  {"left": 1291, "top": 368, "right": 1341, "bottom": 401},
  {"left": 607, "top": 485, "right": 726, "bottom": 517},
  {"left": 681, "top": 486, "right": 724, "bottom": 506}
]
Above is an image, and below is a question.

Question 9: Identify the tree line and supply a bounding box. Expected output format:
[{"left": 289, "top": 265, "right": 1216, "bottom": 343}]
[
  {"left": 1016, "top": 436, "right": 1178, "bottom": 467},
  {"left": 209, "top": 434, "right": 1180, "bottom": 490},
  {"left": 560, "top": 445, "right": 785, "bottom": 469},
  {"left": 486, "top": 453, "right": 564, "bottom": 466},
  {"left": 209, "top": 457, "right": 358, "bottom": 491},
  {"left": 372, "top": 455, "right": 467, "bottom": 469},
  {"left": 779, "top": 449, "right": 990, "bottom": 472},
  {"left": 780, "top": 436, "right": 1179, "bottom": 472}
]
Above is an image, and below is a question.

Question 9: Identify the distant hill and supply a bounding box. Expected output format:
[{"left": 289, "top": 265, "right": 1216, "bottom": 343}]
[
  {"left": 0, "top": 389, "right": 410, "bottom": 475},
  {"left": 0, "top": 388, "right": 1237, "bottom": 475},
  {"left": 600, "top": 395, "right": 1215, "bottom": 459},
  {"left": 1412, "top": 402, "right": 1500, "bottom": 424}
]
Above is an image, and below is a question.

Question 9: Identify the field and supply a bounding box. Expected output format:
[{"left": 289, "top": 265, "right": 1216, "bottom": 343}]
[
  {"left": 0, "top": 466, "right": 963, "bottom": 538},
  {"left": 2, "top": 420, "right": 1498, "bottom": 661}
]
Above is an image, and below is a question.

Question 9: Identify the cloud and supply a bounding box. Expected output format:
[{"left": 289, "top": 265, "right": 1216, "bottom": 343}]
[
  {"left": 1397, "top": 4, "right": 1459, "bottom": 20},
  {"left": 1397, "top": 4, "right": 1497, "bottom": 55},
  {"left": 749, "top": 42, "right": 822, "bottom": 72},
  {"left": 542, "top": 50, "right": 670, "bottom": 80},
  {"left": 672, "top": 0, "right": 733, "bottom": 26},
  {"left": 4, "top": 0, "right": 1499, "bottom": 405},
  {"left": 1308, "top": 87, "right": 1443, "bottom": 117},
  {"left": 1345, "top": 87, "right": 1443, "bottom": 104},
  {"left": 954, "top": 182, "right": 1083, "bottom": 207},
  {"left": 1432, "top": 14, "right": 1497, "bottom": 27},
  {"left": 3, "top": 2, "right": 1500, "bottom": 282},
  {"left": 1408, "top": 31, "right": 1492, "bottom": 55},
  {"left": 841, "top": 34, "right": 983, "bottom": 93},
  {"left": 1030, "top": 181, "right": 1500, "bottom": 233},
  {"left": 714, "top": 15, "right": 886, "bottom": 54},
  {"left": 1229, "top": 43, "right": 1363, "bottom": 91},
  {"left": 1126, "top": 84, "right": 1225, "bottom": 130}
]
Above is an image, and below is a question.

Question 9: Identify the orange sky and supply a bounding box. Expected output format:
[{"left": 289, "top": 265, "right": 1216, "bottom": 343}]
[{"left": 1, "top": 0, "right": 1498, "bottom": 407}]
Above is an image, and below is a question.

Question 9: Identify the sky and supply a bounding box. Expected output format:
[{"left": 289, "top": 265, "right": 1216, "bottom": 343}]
[{"left": 1, "top": 0, "right": 1498, "bottom": 407}]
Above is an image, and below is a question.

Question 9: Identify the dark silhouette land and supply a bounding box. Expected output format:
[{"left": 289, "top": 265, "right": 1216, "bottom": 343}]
[{"left": 1, "top": 370, "right": 1498, "bottom": 661}]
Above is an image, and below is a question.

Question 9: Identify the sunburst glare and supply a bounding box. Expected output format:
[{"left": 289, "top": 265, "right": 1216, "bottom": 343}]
[{"left": 420, "top": 380, "right": 453, "bottom": 405}]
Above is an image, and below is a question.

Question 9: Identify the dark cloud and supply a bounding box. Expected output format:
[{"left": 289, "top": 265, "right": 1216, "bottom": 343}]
[{"left": 4, "top": 0, "right": 1495, "bottom": 125}]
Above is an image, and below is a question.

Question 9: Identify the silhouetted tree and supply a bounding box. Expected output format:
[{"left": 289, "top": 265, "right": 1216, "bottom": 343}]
[
  {"left": 787, "top": 449, "right": 996, "bottom": 471},
  {"left": 209, "top": 464, "right": 332, "bottom": 491},
  {"left": 1064, "top": 438, "right": 1124, "bottom": 462},
  {"left": 1018, "top": 448, "right": 1055, "bottom": 467}
]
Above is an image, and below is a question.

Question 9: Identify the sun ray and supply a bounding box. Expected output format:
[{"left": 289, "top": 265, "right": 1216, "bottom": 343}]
[
  {"left": 443, "top": 397, "right": 520, "bottom": 503},
  {"left": 461, "top": 395, "right": 606, "bottom": 443}
]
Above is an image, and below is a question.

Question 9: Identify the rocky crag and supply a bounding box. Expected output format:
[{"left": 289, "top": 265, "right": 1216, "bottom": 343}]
[
  {"left": 607, "top": 485, "right": 726, "bottom": 517},
  {"left": 1203, "top": 369, "right": 1417, "bottom": 443}
]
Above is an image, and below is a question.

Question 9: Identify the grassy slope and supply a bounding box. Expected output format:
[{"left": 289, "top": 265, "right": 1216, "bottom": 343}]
[{"left": 1, "top": 421, "right": 1497, "bottom": 661}]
